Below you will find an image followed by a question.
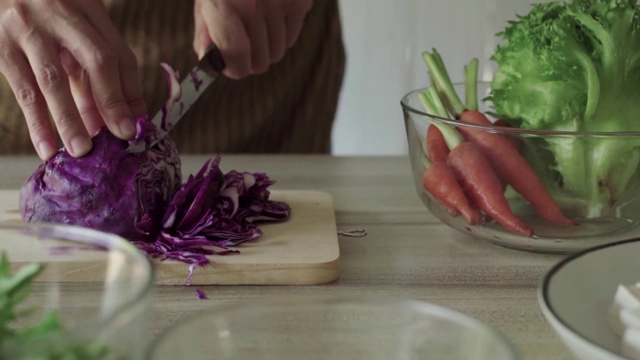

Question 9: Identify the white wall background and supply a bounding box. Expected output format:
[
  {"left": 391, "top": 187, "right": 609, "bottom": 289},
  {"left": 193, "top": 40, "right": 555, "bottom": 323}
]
[{"left": 330, "top": 0, "right": 545, "bottom": 156}]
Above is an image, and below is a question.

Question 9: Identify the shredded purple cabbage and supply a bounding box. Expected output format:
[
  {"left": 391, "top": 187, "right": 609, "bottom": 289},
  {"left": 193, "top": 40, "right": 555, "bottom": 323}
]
[
  {"left": 196, "top": 289, "right": 208, "bottom": 299},
  {"left": 132, "top": 156, "right": 291, "bottom": 285},
  {"left": 158, "top": 63, "right": 182, "bottom": 131}
]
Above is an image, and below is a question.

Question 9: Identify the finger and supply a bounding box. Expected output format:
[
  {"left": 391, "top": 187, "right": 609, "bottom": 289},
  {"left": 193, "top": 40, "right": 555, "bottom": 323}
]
[
  {"left": 22, "top": 37, "right": 92, "bottom": 157},
  {"left": 82, "top": 1, "right": 146, "bottom": 120},
  {"left": 285, "top": 2, "right": 312, "bottom": 49},
  {"left": 0, "top": 45, "right": 57, "bottom": 160},
  {"left": 285, "top": 15, "right": 304, "bottom": 49},
  {"left": 54, "top": 13, "right": 135, "bottom": 140},
  {"left": 265, "top": 3, "right": 286, "bottom": 63},
  {"left": 60, "top": 47, "right": 103, "bottom": 136},
  {"left": 193, "top": 1, "right": 212, "bottom": 59},
  {"left": 199, "top": 0, "right": 251, "bottom": 79},
  {"left": 242, "top": 2, "right": 270, "bottom": 74}
]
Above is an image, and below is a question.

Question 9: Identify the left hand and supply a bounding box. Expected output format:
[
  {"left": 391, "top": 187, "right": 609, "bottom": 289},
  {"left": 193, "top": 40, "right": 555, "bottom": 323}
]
[{"left": 193, "top": 0, "right": 313, "bottom": 79}]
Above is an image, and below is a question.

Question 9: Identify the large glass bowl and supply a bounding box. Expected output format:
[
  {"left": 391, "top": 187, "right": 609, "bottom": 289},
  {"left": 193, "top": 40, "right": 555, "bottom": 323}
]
[
  {"left": 401, "top": 83, "right": 640, "bottom": 254},
  {"left": 145, "top": 295, "right": 519, "bottom": 360},
  {"left": 0, "top": 222, "right": 154, "bottom": 359}
]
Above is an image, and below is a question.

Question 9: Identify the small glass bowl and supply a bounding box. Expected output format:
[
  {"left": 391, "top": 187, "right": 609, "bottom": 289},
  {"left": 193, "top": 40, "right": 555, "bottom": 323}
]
[
  {"left": 145, "top": 295, "right": 519, "bottom": 360},
  {"left": 401, "top": 83, "right": 640, "bottom": 254},
  {"left": 0, "top": 222, "right": 154, "bottom": 359}
]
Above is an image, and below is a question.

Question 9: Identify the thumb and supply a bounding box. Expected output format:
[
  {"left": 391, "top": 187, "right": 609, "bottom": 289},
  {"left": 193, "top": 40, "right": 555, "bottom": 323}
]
[{"left": 193, "top": 5, "right": 213, "bottom": 59}]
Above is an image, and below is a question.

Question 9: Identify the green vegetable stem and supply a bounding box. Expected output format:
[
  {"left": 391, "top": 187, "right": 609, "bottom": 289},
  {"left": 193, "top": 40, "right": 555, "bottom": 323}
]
[
  {"left": 418, "top": 87, "right": 464, "bottom": 150},
  {"left": 0, "top": 252, "right": 109, "bottom": 359}
]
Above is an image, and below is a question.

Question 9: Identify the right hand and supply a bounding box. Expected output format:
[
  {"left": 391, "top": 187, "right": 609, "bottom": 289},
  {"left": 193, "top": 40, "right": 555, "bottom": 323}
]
[
  {"left": 0, "top": 0, "right": 146, "bottom": 160},
  {"left": 193, "top": 0, "right": 313, "bottom": 79}
]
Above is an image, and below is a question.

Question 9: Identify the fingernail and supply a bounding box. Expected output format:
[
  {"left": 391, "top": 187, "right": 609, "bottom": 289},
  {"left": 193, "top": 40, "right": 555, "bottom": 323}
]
[
  {"left": 38, "top": 141, "right": 56, "bottom": 160},
  {"left": 117, "top": 119, "right": 136, "bottom": 139},
  {"left": 69, "top": 135, "right": 92, "bottom": 157}
]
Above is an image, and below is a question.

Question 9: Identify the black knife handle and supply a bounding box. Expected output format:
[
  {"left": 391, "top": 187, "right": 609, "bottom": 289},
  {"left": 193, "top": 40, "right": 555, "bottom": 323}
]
[{"left": 203, "top": 44, "right": 226, "bottom": 73}]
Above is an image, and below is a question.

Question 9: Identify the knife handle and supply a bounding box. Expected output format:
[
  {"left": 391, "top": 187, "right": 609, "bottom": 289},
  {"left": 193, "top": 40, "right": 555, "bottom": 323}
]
[{"left": 202, "top": 45, "right": 226, "bottom": 74}]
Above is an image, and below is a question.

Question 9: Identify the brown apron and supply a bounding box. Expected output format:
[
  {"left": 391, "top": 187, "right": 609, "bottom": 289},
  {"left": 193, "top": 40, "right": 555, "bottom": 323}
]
[{"left": 0, "top": 0, "right": 345, "bottom": 155}]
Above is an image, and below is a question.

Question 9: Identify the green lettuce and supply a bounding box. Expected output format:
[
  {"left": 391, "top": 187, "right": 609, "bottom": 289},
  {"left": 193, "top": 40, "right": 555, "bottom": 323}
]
[{"left": 488, "top": 0, "right": 640, "bottom": 217}]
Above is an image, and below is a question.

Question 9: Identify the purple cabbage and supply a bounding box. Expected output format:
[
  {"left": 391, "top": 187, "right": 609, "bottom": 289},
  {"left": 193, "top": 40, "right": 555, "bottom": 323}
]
[
  {"left": 19, "top": 62, "right": 291, "bottom": 285},
  {"left": 133, "top": 156, "right": 291, "bottom": 284},
  {"left": 19, "top": 118, "right": 181, "bottom": 241},
  {"left": 196, "top": 289, "right": 208, "bottom": 299}
]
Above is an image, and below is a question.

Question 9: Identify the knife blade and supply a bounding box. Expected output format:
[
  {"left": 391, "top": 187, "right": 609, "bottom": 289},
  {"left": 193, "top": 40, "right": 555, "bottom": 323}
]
[{"left": 127, "top": 45, "right": 226, "bottom": 153}]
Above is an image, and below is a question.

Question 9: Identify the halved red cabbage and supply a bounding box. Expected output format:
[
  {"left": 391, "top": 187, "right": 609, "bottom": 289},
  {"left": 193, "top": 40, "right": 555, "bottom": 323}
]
[{"left": 19, "top": 117, "right": 181, "bottom": 240}]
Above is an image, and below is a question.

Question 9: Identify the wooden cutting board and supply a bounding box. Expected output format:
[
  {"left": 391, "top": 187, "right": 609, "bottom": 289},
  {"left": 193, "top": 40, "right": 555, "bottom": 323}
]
[{"left": 0, "top": 190, "right": 340, "bottom": 286}]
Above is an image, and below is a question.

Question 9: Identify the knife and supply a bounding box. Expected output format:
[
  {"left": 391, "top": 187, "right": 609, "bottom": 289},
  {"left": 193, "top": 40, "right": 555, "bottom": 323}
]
[{"left": 127, "top": 45, "right": 226, "bottom": 153}]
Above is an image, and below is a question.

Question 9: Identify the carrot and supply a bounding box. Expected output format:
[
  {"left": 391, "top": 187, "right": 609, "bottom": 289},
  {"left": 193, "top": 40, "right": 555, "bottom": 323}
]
[
  {"left": 438, "top": 199, "right": 461, "bottom": 217},
  {"left": 422, "top": 49, "right": 574, "bottom": 226},
  {"left": 493, "top": 119, "right": 511, "bottom": 127},
  {"left": 419, "top": 91, "right": 481, "bottom": 223},
  {"left": 447, "top": 142, "right": 534, "bottom": 237},
  {"left": 458, "top": 111, "right": 574, "bottom": 225},
  {"left": 422, "top": 163, "right": 482, "bottom": 224},
  {"left": 468, "top": 116, "right": 523, "bottom": 152},
  {"left": 426, "top": 125, "right": 450, "bottom": 163}
]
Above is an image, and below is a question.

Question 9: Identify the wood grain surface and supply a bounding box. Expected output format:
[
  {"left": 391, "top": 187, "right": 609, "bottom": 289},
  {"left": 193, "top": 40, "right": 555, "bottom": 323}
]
[
  {"left": 0, "top": 189, "right": 340, "bottom": 286},
  {"left": 0, "top": 155, "right": 572, "bottom": 360}
]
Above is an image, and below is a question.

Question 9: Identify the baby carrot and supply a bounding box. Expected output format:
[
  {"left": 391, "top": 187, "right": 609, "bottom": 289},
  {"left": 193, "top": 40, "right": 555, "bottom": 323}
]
[
  {"left": 458, "top": 111, "right": 574, "bottom": 225},
  {"left": 419, "top": 90, "right": 482, "bottom": 224},
  {"left": 422, "top": 49, "right": 573, "bottom": 226},
  {"left": 426, "top": 125, "right": 450, "bottom": 163},
  {"left": 447, "top": 142, "right": 534, "bottom": 237},
  {"left": 493, "top": 119, "right": 511, "bottom": 127},
  {"left": 423, "top": 162, "right": 482, "bottom": 224},
  {"left": 464, "top": 115, "right": 523, "bottom": 152}
]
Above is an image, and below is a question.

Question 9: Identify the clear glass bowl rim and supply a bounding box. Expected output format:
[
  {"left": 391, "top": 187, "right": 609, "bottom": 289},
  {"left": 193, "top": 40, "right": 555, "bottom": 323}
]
[
  {"left": 401, "top": 86, "right": 640, "bottom": 137},
  {"left": 145, "top": 294, "right": 520, "bottom": 360},
  {"left": 0, "top": 221, "right": 155, "bottom": 339}
]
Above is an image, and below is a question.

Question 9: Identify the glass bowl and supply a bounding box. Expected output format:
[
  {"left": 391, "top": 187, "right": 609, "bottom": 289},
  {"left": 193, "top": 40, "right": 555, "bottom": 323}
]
[
  {"left": 145, "top": 295, "right": 519, "bottom": 360},
  {"left": 0, "top": 222, "right": 154, "bottom": 359},
  {"left": 401, "top": 83, "right": 640, "bottom": 254}
]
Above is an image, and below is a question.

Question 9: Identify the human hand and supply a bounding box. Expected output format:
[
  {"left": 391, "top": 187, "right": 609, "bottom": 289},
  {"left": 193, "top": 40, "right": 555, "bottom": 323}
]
[
  {"left": 193, "top": 0, "right": 313, "bottom": 79},
  {"left": 0, "top": 0, "right": 146, "bottom": 160}
]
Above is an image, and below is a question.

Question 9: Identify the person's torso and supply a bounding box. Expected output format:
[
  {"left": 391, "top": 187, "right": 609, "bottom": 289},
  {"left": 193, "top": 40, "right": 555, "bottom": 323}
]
[{"left": 0, "top": 0, "right": 345, "bottom": 155}]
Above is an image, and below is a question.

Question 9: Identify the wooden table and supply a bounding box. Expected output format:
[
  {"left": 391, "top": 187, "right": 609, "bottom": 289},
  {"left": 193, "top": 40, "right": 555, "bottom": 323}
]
[{"left": 1, "top": 155, "right": 572, "bottom": 360}]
